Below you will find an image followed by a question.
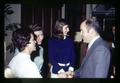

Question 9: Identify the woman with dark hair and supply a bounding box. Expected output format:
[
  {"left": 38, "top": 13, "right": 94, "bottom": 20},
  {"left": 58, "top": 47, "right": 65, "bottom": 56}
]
[
  {"left": 8, "top": 28, "right": 42, "bottom": 78},
  {"left": 13, "top": 24, "right": 44, "bottom": 76},
  {"left": 48, "top": 19, "right": 75, "bottom": 78},
  {"left": 29, "top": 24, "right": 44, "bottom": 75}
]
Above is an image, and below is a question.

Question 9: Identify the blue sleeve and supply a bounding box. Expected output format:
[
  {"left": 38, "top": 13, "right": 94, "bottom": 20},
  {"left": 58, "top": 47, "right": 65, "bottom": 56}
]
[
  {"left": 74, "top": 68, "right": 81, "bottom": 77},
  {"left": 48, "top": 40, "right": 61, "bottom": 71}
]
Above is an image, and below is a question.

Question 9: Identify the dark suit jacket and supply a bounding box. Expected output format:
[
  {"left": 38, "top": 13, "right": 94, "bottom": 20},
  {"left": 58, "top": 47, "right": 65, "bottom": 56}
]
[{"left": 75, "top": 37, "right": 111, "bottom": 78}]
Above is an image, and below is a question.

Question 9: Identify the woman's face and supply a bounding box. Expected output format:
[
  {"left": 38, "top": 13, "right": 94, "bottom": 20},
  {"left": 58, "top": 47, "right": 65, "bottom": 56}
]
[
  {"left": 62, "top": 25, "right": 69, "bottom": 36},
  {"left": 28, "top": 34, "right": 36, "bottom": 52},
  {"left": 34, "top": 30, "right": 44, "bottom": 45}
]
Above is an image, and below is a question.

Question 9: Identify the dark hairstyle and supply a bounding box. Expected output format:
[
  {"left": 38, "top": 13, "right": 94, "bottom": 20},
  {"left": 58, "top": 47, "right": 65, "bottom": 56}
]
[
  {"left": 12, "top": 28, "right": 35, "bottom": 51},
  {"left": 29, "top": 24, "right": 43, "bottom": 32},
  {"left": 85, "top": 17, "right": 101, "bottom": 34},
  {"left": 53, "top": 19, "right": 68, "bottom": 39}
]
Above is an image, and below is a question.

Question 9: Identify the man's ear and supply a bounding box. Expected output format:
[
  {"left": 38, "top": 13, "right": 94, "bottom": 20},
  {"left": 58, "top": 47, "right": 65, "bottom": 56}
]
[{"left": 89, "top": 28, "right": 94, "bottom": 34}]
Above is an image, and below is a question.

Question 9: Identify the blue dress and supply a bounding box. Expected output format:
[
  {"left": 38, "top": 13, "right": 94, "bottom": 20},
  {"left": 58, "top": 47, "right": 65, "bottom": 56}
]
[{"left": 48, "top": 37, "right": 75, "bottom": 74}]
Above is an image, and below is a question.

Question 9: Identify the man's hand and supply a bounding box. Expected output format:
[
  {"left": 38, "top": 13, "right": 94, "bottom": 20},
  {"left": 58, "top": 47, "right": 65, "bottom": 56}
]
[
  {"left": 57, "top": 71, "right": 74, "bottom": 78},
  {"left": 58, "top": 72, "right": 67, "bottom": 78},
  {"left": 66, "top": 71, "right": 74, "bottom": 78}
]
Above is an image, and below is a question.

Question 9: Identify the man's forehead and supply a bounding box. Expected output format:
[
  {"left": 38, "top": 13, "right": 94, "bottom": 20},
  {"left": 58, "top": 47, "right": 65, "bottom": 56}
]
[
  {"left": 80, "top": 20, "right": 87, "bottom": 28},
  {"left": 63, "top": 25, "right": 69, "bottom": 28}
]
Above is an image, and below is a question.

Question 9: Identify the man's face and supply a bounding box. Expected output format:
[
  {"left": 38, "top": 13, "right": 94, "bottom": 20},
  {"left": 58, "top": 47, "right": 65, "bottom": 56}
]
[{"left": 80, "top": 21, "right": 91, "bottom": 43}]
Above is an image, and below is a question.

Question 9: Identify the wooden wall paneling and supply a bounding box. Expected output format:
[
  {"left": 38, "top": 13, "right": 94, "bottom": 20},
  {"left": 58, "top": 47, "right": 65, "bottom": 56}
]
[
  {"left": 21, "top": 4, "right": 62, "bottom": 38},
  {"left": 21, "top": 4, "right": 32, "bottom": 27},
  {"left": 44, "top": 7, "right": 51, "bottom": 37}
]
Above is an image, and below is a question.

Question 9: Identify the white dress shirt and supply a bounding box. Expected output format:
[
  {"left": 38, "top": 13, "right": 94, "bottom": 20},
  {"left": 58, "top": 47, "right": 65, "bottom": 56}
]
[
  {"left": 8, "top": 52, "right": 42, "bottom": 78},
  {"left": 88, "top": 35, "right": 100, "bottom": 50}
]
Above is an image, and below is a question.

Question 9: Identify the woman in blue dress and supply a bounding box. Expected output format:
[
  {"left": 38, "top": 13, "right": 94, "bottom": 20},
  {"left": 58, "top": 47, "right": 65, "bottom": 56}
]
[{"left": 48, "top": 19, "right": 75, "bottom": 78}]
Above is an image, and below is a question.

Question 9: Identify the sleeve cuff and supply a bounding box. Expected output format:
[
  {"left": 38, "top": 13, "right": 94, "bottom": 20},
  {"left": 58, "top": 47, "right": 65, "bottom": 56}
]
[
  {"left": 68, "top": 66, "right": 74, "bottom": 71},
  {"left": 58, "top": 68, "right": 65, "bottom": 73}
]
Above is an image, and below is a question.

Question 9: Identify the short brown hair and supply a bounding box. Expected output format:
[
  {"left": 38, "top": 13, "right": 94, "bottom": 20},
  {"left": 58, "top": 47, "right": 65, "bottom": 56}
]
[{"left": 85, "top": 17, "right": 101, "bottom": 34}]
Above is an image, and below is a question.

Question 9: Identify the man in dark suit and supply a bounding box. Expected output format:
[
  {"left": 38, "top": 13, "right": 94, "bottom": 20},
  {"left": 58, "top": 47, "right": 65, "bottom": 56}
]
[{"left": 73, "top": 17, "right": 111, "bottom": 78}]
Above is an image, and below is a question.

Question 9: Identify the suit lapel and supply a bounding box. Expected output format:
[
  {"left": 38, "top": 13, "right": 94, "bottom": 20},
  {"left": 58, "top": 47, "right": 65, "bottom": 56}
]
[{"left": 80, "top": 37, "right": 102, "bottom": 68}]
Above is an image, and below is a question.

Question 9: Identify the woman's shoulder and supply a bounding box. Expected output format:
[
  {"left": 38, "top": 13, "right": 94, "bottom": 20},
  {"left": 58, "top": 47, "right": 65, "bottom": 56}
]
[
  {"left": 48, "top": 37, "right": 59, "bottom": 42},
  {"left": 66, "top": 36, "right": 73, "bottom": 41}
]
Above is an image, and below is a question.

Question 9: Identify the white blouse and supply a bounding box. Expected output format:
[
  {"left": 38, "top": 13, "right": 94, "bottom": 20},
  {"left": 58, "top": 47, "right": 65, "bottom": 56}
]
[{"left": 8, "top": 52, "right": 42, "bottom": 78}]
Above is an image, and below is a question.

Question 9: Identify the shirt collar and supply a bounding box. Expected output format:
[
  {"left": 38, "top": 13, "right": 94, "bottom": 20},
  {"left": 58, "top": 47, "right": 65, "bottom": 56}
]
[{"left": 88, "top": 35, "right": 100, "bottom": 50}]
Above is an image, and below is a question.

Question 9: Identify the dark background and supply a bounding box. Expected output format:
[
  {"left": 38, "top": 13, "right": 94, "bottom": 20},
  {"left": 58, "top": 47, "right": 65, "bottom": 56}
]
[{"left": 2, "top": 0, "right": 119, "bottom": 82}]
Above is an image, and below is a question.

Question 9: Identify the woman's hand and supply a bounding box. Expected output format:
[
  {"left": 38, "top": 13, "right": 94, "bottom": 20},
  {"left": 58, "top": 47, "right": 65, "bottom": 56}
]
[{"left": 58, "top": 72, "right": 67, "bottom": 78}]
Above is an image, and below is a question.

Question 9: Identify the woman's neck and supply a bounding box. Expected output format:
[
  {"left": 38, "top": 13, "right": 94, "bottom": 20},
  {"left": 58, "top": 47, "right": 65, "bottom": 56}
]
[{"left": 21, "top": 48, "right": 31, "bottom": 55}]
